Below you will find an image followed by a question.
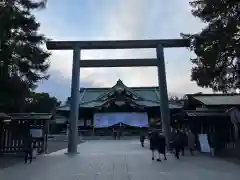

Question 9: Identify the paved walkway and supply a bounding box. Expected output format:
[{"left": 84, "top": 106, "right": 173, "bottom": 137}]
[{"left": 0, "top": 140, "right": 240, "bottom": 180}]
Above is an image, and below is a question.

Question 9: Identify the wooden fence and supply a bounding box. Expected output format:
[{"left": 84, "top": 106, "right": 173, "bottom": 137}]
[{"left": 0, "top": 113, "right": 52, "bottom": 155}]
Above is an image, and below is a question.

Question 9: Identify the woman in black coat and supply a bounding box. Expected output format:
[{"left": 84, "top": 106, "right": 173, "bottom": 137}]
[
  {"left": 149, "top": 131, "right": 161, "bottom": 161},
  {"left": 157, "top": 134, "right": 167, "bottom": 160}
]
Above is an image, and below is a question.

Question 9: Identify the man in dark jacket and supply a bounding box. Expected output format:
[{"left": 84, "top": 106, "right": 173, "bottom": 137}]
[
  {"left": 140, "top": 132, "right": 145, "bottom": 147},
  {"left": 180, "top": 130, "right": 188, "bottom": 156},
  {"left": 113, "top": 128, "right": 117, "bottom": 140},
  {"left": 173, "top": 130, "right": 185, "bottom": 159},
  {"left": 208, "top": 132, "right": 218, "bottom": 156},
  {"left": 170, "top": 128, "right": 177, "bottom": 152},
  {"left": 24, "top": 137, "right": 33, "bottom": 164}
]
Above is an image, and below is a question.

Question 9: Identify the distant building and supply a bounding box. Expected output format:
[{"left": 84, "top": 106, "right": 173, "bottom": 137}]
[{"left": 184, "top": 93, "right": 240, "bottom": 156}]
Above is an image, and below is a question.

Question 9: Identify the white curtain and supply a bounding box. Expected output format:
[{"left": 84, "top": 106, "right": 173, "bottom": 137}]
[{"left": 93, "top": 112, "right": 149, "bottom": 128}]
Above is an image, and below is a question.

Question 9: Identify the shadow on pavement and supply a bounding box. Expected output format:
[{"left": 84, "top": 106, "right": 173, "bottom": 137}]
[{"left": 0, "top": 140, "right": 84, "bottom": 169}]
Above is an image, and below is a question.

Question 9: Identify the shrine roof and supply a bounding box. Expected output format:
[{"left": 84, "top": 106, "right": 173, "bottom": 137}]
[
  {"left": 57, "top": 100, "right": 182, "bottom": 111},
  {"left": 78, "top": 79, "right": 160, "bottom": 101},
  {"left": 185, "top": 110, "right": 228, "bottom": 117},
  {"left": 57, "top": 80, "right": 183, "bottom": 111},
  {"left": 79, "top": 86, "right": 161, "bottom": 102},
  {"left": 187, "top": 94, "right": 240, "bottom": 106},
  {"left": 9, "top": 113, "right": 53, "bottom": 120},
  {"left": 0, "top": 113, "right": 10, "bottom": 120},
  {"left": 58, "top": 80, "right": 183, "bottom": 111}
]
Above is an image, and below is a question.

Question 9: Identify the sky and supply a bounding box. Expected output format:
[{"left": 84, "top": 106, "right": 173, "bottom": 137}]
[{"left": 35, "top": 0, "right": 212, "bottom": 102}]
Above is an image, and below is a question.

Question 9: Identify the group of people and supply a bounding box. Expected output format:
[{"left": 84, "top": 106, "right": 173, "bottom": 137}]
[
  {"left": 140, "top": 128, "right": 196, "bottom": 161},
  {"left": 149, "top": 131, "right": 167, "bottom": 161},
  {"left": 170, "top": 129, "right": 196, "bottom": 159},
  {"left": 113, "top": 128, "right": 122, "bottom": 140},
  {"left": 140, "top": 131, "right": 167, "bottom": 161}
]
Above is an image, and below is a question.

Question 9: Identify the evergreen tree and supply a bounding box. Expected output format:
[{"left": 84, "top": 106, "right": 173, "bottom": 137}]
[
  {"left": 0, "top": 0, "right": 50, "bottom": 112},
  {"left": 182, "top": 1, "right": 240, "bottom": 93},
  {"left": 24, "top": 92, "right": 61, "bottom": 113}
]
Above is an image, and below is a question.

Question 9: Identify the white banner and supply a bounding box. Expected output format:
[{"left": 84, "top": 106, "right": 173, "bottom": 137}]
[
  {"left": 30, "top": 129, "right": 43, "bottom": 138},
  {"left": 93, "top": 112, "right": 149, "bottom": 128},
  {"left": 198, "top": 134, "right": 211, "bottom": 153}
]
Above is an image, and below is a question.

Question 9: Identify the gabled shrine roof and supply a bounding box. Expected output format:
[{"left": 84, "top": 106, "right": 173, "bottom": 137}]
[
  {"left": 79, "top": 79, "right": 161, "bottom": 102},
  {"left": 58, "top": 100, "right": 182, "bottom": 111},
  {"left": 58, "top": 80, "right": 183, "bottom": 111},
  {"left": 79, "top": 86, "right": 161, "bottom": 102},
  {"left": 187, "top": 94, "right": 240, "bottom": 106},
  {"left": 97, "top": 79, "right": 142, "bottom": 100}
]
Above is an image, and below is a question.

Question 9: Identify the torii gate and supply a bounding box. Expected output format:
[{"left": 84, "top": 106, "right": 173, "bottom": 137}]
[{"left": 46, "top": 39, "right": 190, "bottom": 154}]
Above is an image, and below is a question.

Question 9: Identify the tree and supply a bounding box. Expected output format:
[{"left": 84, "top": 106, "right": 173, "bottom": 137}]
[
  {"left": 169, "top": 96, "right": 180, "bottom": 101},
  {"left": 24, "top": 92, "right": 61, "bottom": 113},
  {"left": 0, "top": 0, "right": 50, "bottom": 112},
  {"left": 182, "top": 1, "right": 240, "bottom": 93},
  {"left": 65, "top": 97, "right": 71, "bottom": 105}
]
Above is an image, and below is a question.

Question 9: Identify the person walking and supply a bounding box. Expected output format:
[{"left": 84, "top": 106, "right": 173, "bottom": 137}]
[
  {"left": 180, "top": 129, "right": 188, "bottom": 156},
  {"left": 157, "top": 133, "right": 167, "bottom": 160},
  {"left": 32, "top": 140, "right": 37, "bottom": 159},
  {"left": 140, "top": 132, "right": 145, "bottom": 147},
  {"left": 208, "top": 131, "right": 218, "bottom": 156},
  {"left": 24, "top": 137, "right": 33, "bottom": 164},
  {"left": 188, "top": 130, "right": 196, "bottom": 155},
  {"left": 113, "top": 128, "right": 117, "bottom": 140},
  {"left": 173, "top": 130, "right": 185, "bottom": 159},
  {"left": 149, "top": 131, "right": 161, "bottom": 161},
  {"left": 169, "top": 128, "right": 177, "bottom": 153}
]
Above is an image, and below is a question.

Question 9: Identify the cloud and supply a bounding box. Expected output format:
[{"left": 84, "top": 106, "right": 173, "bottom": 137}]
[
  {"left": 35, "top": 70, "right": 98, "bottom": 101},
  {"left": 36, "top": 0, "right": 212, "bottom": 99}
]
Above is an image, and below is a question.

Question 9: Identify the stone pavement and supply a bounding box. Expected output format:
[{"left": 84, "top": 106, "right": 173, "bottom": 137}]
[{"left": 0, "top": 139, "right": 240, "bottom": 180}]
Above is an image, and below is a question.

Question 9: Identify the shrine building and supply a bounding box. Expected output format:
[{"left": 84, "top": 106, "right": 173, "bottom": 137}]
[{"left": 57, "top": 79, "right": 183, "bottom": 136}]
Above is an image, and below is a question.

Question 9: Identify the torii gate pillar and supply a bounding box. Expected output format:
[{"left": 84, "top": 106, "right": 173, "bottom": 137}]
[
  {"left": 156, "top": 44, "right": 171, "bottom": 147},
  {"left": 68, "top": 48, "right": 80, "bottom": 154}
]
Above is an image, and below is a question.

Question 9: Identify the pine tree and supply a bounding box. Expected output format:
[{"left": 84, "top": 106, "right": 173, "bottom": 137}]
[
  {"left": 0, "top": 0, "right": 50, "bottom": 112},
  {"left": 182, "top": 1, "right": 240, "bottom": 93},
  {"left": 23, "top": 92, "right": 61, "bottom": 113}
]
